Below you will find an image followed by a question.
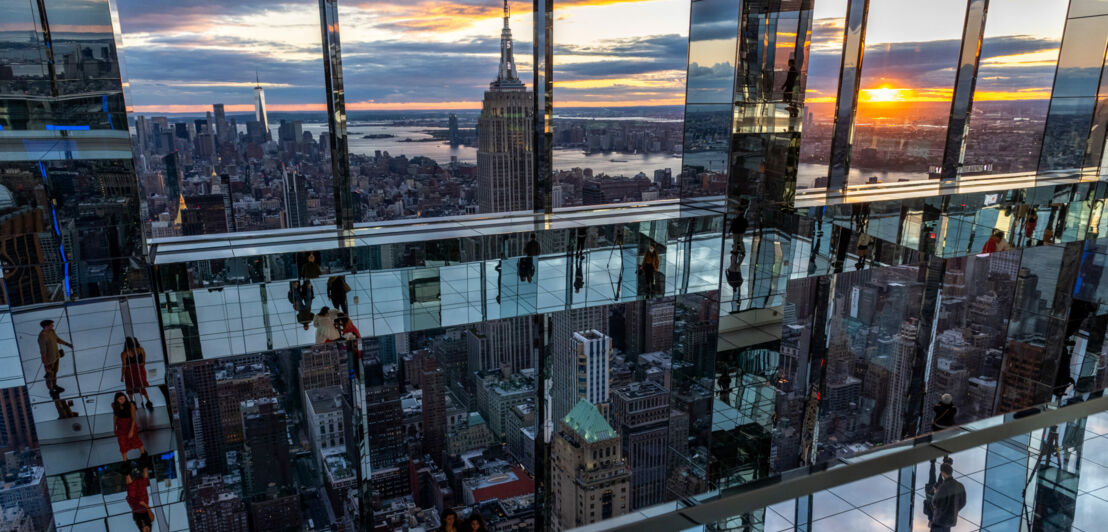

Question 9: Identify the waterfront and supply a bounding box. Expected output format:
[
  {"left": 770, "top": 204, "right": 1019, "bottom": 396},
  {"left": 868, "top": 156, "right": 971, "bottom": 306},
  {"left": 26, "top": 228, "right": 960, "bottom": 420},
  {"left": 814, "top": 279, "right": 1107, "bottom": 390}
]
[{"left": 302, "top": 123, "right": 684, "bottom": 177}]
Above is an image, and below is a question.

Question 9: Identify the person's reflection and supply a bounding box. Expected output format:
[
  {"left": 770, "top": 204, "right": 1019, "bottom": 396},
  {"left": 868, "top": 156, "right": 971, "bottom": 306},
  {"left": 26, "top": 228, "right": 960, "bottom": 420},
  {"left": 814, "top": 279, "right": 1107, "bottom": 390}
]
[
  {"left": 927, "top": 461, "right": 966, "bottom": 532},
  {"left": 521, "top": 233, "right": 540, "bottom": 283},
  {"left": 336, "top": 314, "right": 363, "bottom": 359},
  {"left": 313, "top": 306, "right": 340, "bottom": 344},
  {"left": 495, "top": 260, "right": 503, "bottom": 304},
  {"left": 717, "top": 367, "right": 733, "bottom": 406},
  {"left": 126, "top": 464, "right": 153, "bottom": 532},
  {"left": 855, "top": 232, "right": 872, "bottom": 271},
  {"left": 49, "top": 389, "right": 78, "bottom": 419},
  {"left": 327, "top": 275, "right": 351, "bottom": 315},
  {"left": 782, "top": 58, "right": 799, "bottom": 118},
  {"left": 113, "top": 392, "right": 146, "bottom": 462},
  {"left": 299, "top": 251, "right": 322, "bottom": 279},
  {"left": 290, "top": 280, "right": 315, "bottom": 330},
  {"left": 121, "top": 338, "right": 154, "bottom": 410},
  {"left": 38, "top": 319, "right": 73, "bottom": 395},
  {"left": 640, "top": 243, "right": 660, "bottom": 297}
]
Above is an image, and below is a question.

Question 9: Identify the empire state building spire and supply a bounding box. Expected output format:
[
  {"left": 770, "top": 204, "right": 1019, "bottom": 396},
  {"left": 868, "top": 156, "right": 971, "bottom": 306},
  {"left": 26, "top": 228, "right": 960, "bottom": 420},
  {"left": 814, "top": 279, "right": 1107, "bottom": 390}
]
[{"left": 491, "top": 0, "right": 524, "bottom": 90}]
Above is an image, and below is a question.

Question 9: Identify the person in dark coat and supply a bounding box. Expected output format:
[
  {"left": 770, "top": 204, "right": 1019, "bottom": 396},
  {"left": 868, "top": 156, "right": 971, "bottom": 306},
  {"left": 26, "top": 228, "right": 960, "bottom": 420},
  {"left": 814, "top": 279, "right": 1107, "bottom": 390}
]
[
  {"left": 929, "top": 462, "right": 966, "bottom": 532},
  {"left": 327, "top": 275, "right": 350, "bottom": 316},
  {"left": 932, "top": 393, "right": 957, "bottom": 432}
]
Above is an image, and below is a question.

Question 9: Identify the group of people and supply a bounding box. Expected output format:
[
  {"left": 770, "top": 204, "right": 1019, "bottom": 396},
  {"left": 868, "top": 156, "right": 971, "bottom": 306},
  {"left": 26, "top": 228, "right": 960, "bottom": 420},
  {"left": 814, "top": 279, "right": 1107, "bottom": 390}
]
[
  {"left": 439, "top": 508, "right": 490, "bottom": 532},
  {"left": 38, "top": 320, "right": 155, "bottom": 419},
  {"left": 286, "top": 272, "right": 364, "bottom": 355}
]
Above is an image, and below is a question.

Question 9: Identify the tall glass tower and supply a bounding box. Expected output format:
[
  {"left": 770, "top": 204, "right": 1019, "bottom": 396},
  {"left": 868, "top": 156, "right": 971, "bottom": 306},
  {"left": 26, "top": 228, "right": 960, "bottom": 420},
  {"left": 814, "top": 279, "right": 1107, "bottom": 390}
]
[{"left": 253, "top": 72, "right": 269, "bottom": 141}]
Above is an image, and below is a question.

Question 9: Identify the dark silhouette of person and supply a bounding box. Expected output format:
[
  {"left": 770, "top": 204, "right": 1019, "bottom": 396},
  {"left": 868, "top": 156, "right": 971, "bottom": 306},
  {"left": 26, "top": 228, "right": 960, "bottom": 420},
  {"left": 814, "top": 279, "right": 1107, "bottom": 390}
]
[
  {"left": 438, "top": 508, "right": 459, "bottom": 532},
  {"left": 466, "top": 511, "right": 489, "bottom": 532},
  {"left": 782, "top": 58, "right": 799, "bottom": 115},
  {"left": 327, "top": 275, "right": 350, "bottom": 315},
  {"left": 521, "top": 233, "right": 541, "bottom": 283},
  {"left": 126, "top": 464, "right": 153, "bottom": 532},
  {"left": 38, "top": 319, "right": 73, "bottom": 394},
  {"left": 929, "top": 462, "right": 966, "bottom": 532},
  {"left": 299, "top": 251, "right": 322, "bottom": 279},
  {"left": 113, "top": 392, "right": 146, "bottom": 462},
  {"left": 121, "top": 337, "right": 154, "bottom": 410},
  {"left": 930, "top": 461, "right": 966, "bottom": 532},
  {"left": 932, "top": 393, "right": 957, "bottom": 432},
  {"left": 641, "top": 243, "right": 660, "bottom": 297}
]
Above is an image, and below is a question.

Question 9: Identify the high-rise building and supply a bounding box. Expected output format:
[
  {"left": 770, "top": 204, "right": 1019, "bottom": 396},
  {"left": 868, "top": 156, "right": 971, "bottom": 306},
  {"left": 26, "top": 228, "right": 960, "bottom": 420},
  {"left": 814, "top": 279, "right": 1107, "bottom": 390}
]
[
  {"left": 241, "top": 397, "right": 291, "bottom": 497},
  {"left": 554, "top": 330, "right": 612, "bottom": 424},
  {"left": 253, "top": 73, "right": 269, "bottom": 141},
  {"left": 283, "top": 168, "right": 309, "bottom": 228},
  {"left": 551, "top": 400, "right": 631, "bottom": 530},
  {"left": 466, "top": 316, "right": 534, "bottom": 375},
  {"left": 609, "top": 381, "right": 670, "bottom": 509},
  {"left": 0, "top": 387, "right": 35, "bottom": 454},
  {"left": 421, "top": 356, "right": 447, "bottom": 466},
  {"left": 448, "top": 113, "right": 459, "bottom": 146},
  {"left": 365, "top": 358, "right": 405, "bottom": 470},
  {"left": 477, "top": 0, "right": 533, "bottom": 213}
]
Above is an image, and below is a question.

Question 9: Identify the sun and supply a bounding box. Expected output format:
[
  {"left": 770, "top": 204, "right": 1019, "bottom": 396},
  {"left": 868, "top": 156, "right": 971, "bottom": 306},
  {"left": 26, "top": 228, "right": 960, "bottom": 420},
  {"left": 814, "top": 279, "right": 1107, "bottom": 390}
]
[{"left": 863, "top": 86, "right": 905, "bottom": 103}]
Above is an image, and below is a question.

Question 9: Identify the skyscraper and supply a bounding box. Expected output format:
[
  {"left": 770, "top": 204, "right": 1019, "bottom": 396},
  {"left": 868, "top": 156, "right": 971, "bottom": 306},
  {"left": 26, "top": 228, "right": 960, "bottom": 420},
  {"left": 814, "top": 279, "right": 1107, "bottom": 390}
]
[
  {"left": 253, "top": 73, "right": 269, "bottom": 141},
  {"left": 610, "top": 381, "right": 670, "bottom": 509},
  {"left": 554, "top": 330, "right": 612, "bottom": 424},
  {"left": 448, "top": 113, "right": 459, "bottom": 146},
  {"left": 551, "top": 400, "right": 631, "bottom": 530},
  {"left": 283, "top": 167, "right": 309, "bottom": 228},
  {"left": 241, "top": 397, "right": 291, "bottom": 497},
  {"left": 477, "top": 0, "right": 533, "bottom": 213},
  {"left": 421, "top": 356, "right": 446, "bottom": 466}
]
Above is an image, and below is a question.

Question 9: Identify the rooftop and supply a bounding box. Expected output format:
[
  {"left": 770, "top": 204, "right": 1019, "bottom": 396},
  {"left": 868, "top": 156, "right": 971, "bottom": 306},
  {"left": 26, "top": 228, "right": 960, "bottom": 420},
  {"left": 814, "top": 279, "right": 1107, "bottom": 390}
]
[{"left": 563, "top": 399, "right": 618, "bottom": 443}]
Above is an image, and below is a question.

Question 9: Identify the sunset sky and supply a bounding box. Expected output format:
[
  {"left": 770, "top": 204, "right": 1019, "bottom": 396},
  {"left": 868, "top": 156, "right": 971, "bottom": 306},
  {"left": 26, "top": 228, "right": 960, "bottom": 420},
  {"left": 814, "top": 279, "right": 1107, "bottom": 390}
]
[
  {"left": 103, "top": 0, "right": 1076, "bottom": 114},
  {"left": 114, "top": 0, "right": 692, "bottom": 114}
]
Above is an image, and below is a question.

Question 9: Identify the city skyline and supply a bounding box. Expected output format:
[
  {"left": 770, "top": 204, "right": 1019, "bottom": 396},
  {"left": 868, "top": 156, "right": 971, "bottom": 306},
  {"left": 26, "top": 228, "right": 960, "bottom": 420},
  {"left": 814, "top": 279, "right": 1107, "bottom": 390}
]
[{"left": 113, "top": 0, "right": 693, "bottom": 113}]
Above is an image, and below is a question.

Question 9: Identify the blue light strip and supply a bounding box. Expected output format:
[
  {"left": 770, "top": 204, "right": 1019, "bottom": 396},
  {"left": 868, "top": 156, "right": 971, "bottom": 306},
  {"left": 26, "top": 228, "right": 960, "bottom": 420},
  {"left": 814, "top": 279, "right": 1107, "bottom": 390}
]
[
  {"left": 37, "top": 163, "right": 71, "bottom": 297},
  {"left": 45, "top": 124, "right": 90, "bottom": 131}
]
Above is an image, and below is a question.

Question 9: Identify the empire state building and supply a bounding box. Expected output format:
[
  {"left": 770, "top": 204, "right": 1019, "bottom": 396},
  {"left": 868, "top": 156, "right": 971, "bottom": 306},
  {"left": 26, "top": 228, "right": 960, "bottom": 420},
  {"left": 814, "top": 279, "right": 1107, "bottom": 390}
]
[{"left": 477, "top": 0, "right": 533, "bottom": 214}]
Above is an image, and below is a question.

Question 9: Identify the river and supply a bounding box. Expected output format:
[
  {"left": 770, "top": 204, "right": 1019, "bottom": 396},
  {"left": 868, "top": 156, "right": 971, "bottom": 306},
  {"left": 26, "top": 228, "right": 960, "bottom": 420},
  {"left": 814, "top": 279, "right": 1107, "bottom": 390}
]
[{"left": 301, "top": 123, "right": 684, "bottom": 177}]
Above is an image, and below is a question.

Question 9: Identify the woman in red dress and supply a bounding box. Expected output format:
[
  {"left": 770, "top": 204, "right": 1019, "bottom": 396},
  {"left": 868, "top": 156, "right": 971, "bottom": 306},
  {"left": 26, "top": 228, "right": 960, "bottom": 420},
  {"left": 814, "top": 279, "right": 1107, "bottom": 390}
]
[
  {"left": 121, "top": 337, "right": 154, "bottom": 410},
  {"left": 113, "top": 392, "right": 146, "bottom": 462}
]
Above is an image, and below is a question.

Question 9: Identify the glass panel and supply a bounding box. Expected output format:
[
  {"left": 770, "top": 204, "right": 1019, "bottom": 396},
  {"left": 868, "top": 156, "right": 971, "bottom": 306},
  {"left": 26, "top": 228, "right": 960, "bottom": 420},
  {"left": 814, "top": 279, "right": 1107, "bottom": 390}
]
[
  {"left": 796, "top": 0, "right": 848, "bottom": 192},
  {"left": 1038, "top": 14, "right": 1108, "bottom": 172},
  {"left": 114, "top": 0, "right": 336, "bottom": 234},
  {"left": 551, "top": 1, "right": 689, "bottom": 206},
  {"left": 961, "top": 0, "right": 1068, "bottom": 178},
  {"left": 337, "top": 1, "right": 533, "bottom": 219},
  {"left": 847, "top": 0, "right": 967, "bottom": 185}
]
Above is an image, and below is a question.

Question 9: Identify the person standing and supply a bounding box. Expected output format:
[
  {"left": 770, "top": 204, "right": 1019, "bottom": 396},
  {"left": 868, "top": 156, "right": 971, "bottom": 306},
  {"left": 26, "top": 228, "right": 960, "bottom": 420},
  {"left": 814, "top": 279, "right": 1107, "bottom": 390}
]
[
  {"left": 932, "top": 393, "right": 957, "bottom": 433},
  {"left": 121, "top": 338, "right": 154, "bottom": 410},
  {"left": 112, "top": 392, "right": 146, "bottom": 462},
  {"left": 38, "top": 320, "right": 73, "bottom": 394},
  {"left": 313, "top": 306, "right": 341, "bottom": 344},
  {"left": 641, "top": 243, "right": 660, "bottom": 297},
  {"left": 327, "top": 275, "right": 351, "bottom": 316},
  {"left": 929, "top": 462, "right": 967, "bottom": 532},
  {"left": 126, "top": 464, "right": 154, "bottom": 532}
]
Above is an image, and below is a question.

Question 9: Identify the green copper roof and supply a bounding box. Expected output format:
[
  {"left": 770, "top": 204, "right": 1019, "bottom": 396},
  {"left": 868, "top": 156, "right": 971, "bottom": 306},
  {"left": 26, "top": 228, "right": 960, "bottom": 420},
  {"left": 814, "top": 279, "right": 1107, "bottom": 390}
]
[
  {"left": 563, "top": 399, "right": 618, "bottom": 443},
  {"left": 468, "top": 412, "right": 486, "bottom": 426}
]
